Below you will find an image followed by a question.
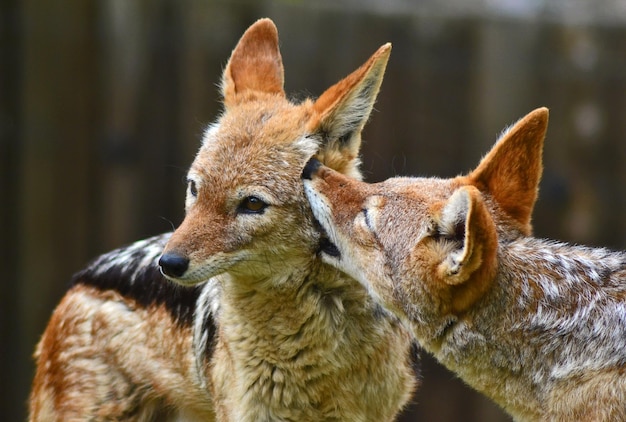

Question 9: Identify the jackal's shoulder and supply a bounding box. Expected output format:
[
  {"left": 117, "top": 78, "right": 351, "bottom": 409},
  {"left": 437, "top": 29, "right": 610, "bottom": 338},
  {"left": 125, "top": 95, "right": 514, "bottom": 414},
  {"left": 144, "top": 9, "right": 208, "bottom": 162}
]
[
  {"left": 502, "top": 237, "right": 626, "bottom": 282},
  {"left": 71, "top": 233, "right": 205, "bottom": 326}
]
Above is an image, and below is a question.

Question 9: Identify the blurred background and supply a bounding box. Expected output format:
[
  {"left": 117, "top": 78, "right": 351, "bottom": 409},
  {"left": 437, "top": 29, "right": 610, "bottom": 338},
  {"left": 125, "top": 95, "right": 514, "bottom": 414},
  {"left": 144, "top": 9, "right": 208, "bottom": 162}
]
[{"left": 2, "top": 0, "right": 626, "bottom": 420}]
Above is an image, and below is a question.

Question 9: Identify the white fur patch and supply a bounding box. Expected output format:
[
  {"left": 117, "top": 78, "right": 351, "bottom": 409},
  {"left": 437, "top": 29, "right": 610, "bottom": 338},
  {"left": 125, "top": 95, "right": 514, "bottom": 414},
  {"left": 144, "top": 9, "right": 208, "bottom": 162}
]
[
  {"left": 201, "top": 122, "right": 221, "bottom": 146},
  {"left": 90, "top": 236, "right": 167, "bottom": 284},
  {"left": 193, "top": 277, "right": 221, "bottom": 389}
]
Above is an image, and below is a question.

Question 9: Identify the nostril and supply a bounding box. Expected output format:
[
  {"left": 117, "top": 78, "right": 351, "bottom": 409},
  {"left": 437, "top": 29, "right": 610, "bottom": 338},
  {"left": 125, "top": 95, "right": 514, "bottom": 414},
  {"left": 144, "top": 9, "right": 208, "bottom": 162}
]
[{"left": 159, "top": 252, "right": 190, "bottom": 278}]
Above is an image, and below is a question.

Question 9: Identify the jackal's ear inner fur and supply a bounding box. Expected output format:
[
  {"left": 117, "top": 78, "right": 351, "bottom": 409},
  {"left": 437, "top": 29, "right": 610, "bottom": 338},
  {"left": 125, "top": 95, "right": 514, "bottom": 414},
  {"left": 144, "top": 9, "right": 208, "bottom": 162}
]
[
  {"left": 221, "top": 18, "right": 285, "bottom": 106},
  {"left": 467, "top": 107, "right": 549, "bottom": 235},
  {"left": 436, "top": 186, "right": 497, "bottom": 286},
  {"left": 308, "top": 43, "right": 392, "bottom": 178}
]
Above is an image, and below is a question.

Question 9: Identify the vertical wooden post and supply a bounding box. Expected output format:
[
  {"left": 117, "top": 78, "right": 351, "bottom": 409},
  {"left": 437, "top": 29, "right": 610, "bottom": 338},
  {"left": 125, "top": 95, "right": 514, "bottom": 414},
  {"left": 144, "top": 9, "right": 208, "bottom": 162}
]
[
  {"left": 1, "top": 1, "right": 21, "bottom": 419},
  {"left": 17, "top": 1, "right": 97, "bottom": 418}
]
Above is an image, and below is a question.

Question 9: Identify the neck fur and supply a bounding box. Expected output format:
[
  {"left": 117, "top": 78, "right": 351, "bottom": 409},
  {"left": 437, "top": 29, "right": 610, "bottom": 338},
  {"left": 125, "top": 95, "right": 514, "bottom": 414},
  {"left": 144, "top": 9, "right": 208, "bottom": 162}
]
[
  {"left": 432, "top": 237, "right": 626, "bottom": 418},
  {"left": 206, "top": 261, "right": 412, "bottom": 421}
]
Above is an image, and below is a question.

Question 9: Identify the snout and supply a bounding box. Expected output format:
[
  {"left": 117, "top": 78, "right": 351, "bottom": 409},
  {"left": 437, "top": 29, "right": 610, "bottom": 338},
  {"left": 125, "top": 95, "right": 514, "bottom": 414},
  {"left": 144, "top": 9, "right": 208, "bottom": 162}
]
[
  {"left": 301, "top": 159, "right": 342, "bottom": 259},
  {"left": 159, "top": 252, "right": 190, "bottom": 278}
]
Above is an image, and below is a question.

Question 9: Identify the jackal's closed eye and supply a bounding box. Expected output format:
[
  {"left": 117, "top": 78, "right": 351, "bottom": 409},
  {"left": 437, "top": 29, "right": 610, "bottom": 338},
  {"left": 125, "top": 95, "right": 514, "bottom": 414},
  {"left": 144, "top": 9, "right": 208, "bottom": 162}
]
[{"left": 238, "top": 196, "right": 268, "bottom": 214}]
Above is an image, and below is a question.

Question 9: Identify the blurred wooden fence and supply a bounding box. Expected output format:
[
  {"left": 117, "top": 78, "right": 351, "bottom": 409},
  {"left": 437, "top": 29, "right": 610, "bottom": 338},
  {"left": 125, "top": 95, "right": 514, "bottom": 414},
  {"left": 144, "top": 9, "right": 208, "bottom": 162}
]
[{"left": 2, "top": 1, "right": 625, "bottom": 420}]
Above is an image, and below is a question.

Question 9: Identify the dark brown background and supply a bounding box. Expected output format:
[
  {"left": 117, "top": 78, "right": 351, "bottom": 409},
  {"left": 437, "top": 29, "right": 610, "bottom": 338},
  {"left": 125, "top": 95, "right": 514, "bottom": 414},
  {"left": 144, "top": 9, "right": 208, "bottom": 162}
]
[{"left": 2, "top": 1, "right": 626, "bottom": 420}]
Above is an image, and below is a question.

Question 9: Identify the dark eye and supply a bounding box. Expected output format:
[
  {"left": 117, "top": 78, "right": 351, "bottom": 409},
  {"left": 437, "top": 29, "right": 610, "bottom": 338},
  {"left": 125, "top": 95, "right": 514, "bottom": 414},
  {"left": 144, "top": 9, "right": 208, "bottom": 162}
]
[
  {"left": 188, "top": 180, "right": 198, "bottom": 197},
  {"left": 238, "top": 196, "right": 268, "bottom": 214}
]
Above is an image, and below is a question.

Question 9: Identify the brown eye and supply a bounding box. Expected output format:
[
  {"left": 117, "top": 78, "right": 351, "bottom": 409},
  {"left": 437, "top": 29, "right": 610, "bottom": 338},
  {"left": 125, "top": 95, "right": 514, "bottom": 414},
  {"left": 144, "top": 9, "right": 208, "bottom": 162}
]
[{"left": 238, "top": 196, "right": 268, "bottom": 214}]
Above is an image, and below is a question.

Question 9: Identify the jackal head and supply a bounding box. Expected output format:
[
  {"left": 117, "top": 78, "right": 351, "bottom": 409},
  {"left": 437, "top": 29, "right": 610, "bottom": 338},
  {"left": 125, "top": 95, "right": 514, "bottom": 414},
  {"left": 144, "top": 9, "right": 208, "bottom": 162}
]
[
  {"left": 159, "top": 19, "right": 391, "bottom": 286},
  {"left": 302, "top": 108, "right": 548, "bottom": 333}
]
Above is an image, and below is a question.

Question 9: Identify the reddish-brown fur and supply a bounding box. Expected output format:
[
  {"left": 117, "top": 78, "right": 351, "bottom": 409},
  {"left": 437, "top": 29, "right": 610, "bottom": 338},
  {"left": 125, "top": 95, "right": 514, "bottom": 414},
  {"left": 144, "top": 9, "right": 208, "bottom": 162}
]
[{"left": 30, "top": 19, "right": 418, "bottom": 421}]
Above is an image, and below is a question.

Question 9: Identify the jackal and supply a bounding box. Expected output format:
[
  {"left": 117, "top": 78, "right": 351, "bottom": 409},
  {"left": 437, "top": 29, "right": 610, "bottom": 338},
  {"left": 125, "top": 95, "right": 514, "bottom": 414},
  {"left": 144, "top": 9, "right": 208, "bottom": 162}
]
[
  {"left": 303, "top": 107, "right": 626, "bottom": 421},
  {"left": 30, "top": 19, "right": 418, "bottom": 421}
]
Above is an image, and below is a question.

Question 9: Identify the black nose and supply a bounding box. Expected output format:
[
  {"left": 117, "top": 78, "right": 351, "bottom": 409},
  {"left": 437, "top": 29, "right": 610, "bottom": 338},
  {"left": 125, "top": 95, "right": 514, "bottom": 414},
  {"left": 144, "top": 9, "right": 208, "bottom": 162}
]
[
  {"left": 159, "top": 252, "right": 189, "bottom": 278},
  {"left": 301, "top": 157, "right": 322, "bottom": 180}
]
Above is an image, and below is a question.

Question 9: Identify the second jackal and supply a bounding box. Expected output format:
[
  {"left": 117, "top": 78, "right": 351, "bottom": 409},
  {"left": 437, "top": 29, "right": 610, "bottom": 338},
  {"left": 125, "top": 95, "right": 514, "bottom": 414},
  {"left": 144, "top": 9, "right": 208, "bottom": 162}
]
[{"left": 303, "top": 107, "right": 626, "bottom": 421}]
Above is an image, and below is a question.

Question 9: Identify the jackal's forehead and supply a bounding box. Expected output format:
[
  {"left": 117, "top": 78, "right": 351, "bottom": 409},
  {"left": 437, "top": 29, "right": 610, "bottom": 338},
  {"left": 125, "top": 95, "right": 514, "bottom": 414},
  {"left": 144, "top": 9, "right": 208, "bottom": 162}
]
[
  {"left": 360, "top": 178, "right": 459, "bottom": 242},
  {"left": 190, "top": 101, "right": 317, "bottom": 200},
  {"left": 208, "top": 98, "right": 313, "bottom": 147}
]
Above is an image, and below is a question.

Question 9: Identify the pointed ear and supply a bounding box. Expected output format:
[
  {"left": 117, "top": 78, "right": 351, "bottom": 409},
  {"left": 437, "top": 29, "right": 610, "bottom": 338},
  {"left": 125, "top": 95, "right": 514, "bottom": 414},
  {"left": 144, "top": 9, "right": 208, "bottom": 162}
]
[
  {"left": 436, "top": 186, "right": 497, "bottom": 286},
  {"left": 221, "top": 18, "right": 285, "bottom": 107},
  {"left": 467, "top": 107, "right": 549, "bottom": 235},
  {"left": 308, "top": 44, "right": 392, "bottom": 178}
]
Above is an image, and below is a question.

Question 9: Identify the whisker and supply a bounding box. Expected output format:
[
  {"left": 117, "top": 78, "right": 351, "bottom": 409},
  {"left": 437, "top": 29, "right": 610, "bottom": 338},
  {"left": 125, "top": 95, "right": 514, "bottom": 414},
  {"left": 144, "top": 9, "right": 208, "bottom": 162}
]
[{"left": 159, "top": 216, "right": 177, "bottom": 232}]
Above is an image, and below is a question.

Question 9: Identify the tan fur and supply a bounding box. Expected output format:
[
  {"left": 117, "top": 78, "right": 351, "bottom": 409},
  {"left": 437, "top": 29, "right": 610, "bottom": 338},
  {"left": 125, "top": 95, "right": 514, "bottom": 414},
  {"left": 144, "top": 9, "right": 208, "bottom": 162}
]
[
  {"left": 31, "top": 283, "right": 214, "bottom": 421},
  {"left": 31, "top": 19, "right": 417, "bottom": 421},
  {"left": 303, "top": 107, "right": 626, "bottom": 421}
]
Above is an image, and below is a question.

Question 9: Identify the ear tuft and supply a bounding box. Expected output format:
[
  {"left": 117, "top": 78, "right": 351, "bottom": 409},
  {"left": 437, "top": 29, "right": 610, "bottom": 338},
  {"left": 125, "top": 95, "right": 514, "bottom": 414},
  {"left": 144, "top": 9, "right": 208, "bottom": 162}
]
[
  {"left": 438, "top": 189, "right": 472, "bottom": 281},
  {"left": 439, "top": 189, "right": 470, "bottom": 243},
  {"left": 221, "top": 18, "right": 285, "bottom": 106},
  {"left": 467, "top": 107, "right": 548, "bottom": 235},
  {"left": 309, "top": 43, "right": 392, "bottom": 177}
]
